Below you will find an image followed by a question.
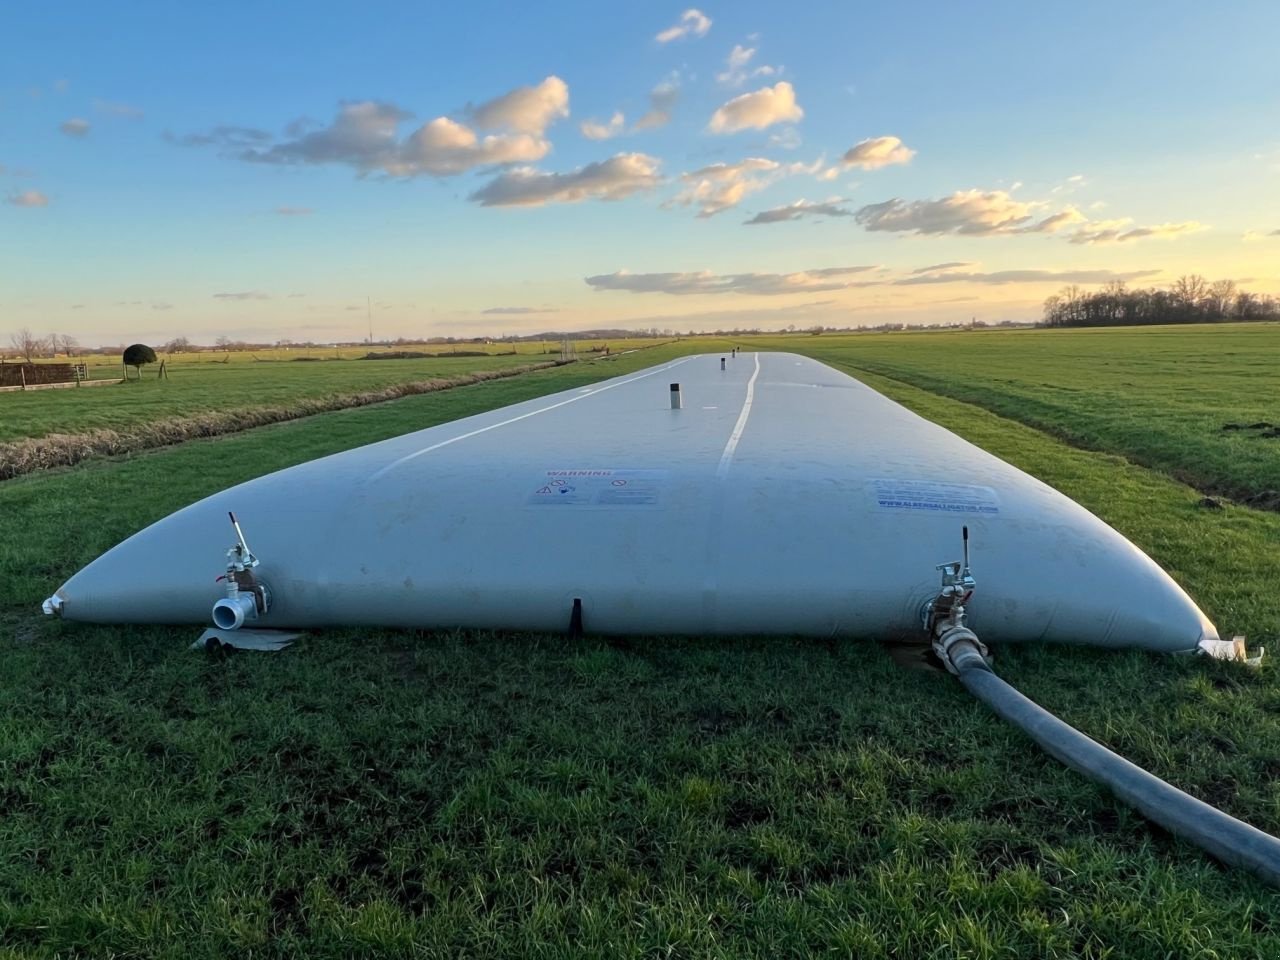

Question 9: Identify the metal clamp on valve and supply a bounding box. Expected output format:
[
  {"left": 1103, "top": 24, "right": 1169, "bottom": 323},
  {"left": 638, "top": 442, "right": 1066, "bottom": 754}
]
[
  {"left": 211, "top": 512, "right": 271, "bottom": 631},
  {"left": 922, "top": 526, "right": 989, "bottom": 674}
]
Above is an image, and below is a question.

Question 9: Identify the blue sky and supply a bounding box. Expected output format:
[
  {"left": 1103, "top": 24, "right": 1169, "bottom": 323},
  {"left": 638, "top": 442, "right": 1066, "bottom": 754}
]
[{"left": 3, "top": 1, "right": 1278, "bottom": 345}]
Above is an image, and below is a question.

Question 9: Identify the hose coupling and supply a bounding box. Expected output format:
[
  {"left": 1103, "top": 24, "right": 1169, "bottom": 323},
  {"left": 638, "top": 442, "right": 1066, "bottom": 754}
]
[{"left": 933, "top": 624, "right": 990, "bottom": 675}]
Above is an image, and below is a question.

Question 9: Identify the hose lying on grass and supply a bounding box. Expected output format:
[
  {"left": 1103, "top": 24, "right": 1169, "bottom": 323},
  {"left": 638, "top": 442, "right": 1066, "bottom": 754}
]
[
  {"left": 0, "top": 360, "right": 571, "bottom": 481},
  {"left": 942, "top": 638, "right": 1280, "bottom": 887}
]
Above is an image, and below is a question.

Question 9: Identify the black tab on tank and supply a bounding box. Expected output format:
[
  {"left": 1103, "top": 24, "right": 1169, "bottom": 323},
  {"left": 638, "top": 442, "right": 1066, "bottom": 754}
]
[{"left": 568, "top": 597, "right": 584, "bottom": 639}]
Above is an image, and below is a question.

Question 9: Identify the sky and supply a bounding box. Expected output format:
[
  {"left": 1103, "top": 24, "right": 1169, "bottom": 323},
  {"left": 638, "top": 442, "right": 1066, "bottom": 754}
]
[{"left": 3, "top": 0, "right": 1279, "bottom": 346}]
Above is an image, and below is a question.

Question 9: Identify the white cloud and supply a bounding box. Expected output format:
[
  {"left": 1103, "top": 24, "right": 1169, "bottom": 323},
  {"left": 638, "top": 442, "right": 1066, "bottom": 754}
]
[
  {"left": 634, "top": 82, "right": 679, "bottom": 131},
  {"left": 7, "top": 189, "right": 49, "bottom": 207},
  {"left": 669, "top": 156, "right": 830, "bottom": 217},
  {"left": 1243, "top": 229, "right": 1280, "bottom": 241},
  {"left": 59, "top": 117, "right": 90, "bottom": 137},
  {"left": 585, "top": 265, "right": 878, "bottom": 296},
  {"left": 243, "top": 100, "right": 410, "bottom": 168},
  {"left": 391, "top": 116, "right": 549, "bottom": 176},
  {"left": 708, "top": 82, "right": 803, "bottom": 134},
  {"left": 854, "top": 186, "right": 1200, "bottom": 246},
  {"left": 717, "top": 44, "right": 756, "bottom": 85},
  {"left": 656, "top": 9, "right": 712, "bottom": 43},
  {"left": 783, "top": 157, "right": 826, "bottom": 177},
  {"left": 769, "top": 127, "right": 802, "bottom": 150},
  {"left": 745, "top": 198, "right": 855, "bottom": 224},
  {"left": 910, "top": 261, "right": 977, "bottom": 275},
  {"left": 225, "top": 83, "right": 562, "bottom": 178},
  {"left": 213, "top": 291, "right": 271, "bottom": 300},
  {"left": 469, "top": 153, "right": 662, "bottom": 207},
  {"left": 841, "top": 135, "right": 914, "bottom": 170},
  {"left": 580, "top": 111, "right": 625, "bottom": 141},
  {"left": 585, "top": 262, "right": 1160, "bottom": 298},
  {"left": 481, "top": 306, "right": 558, "bottom": 314},
  {"left": 93, "top": 99, "right": 144, "bottom": 119},
  {"left": 275, "top": 206, "right": 312, "bottom": 216},
  {"left": 855, "top": 189, "right": 1038, "bottom": 235},
  {"left": 895, "top": 268, "right": 1161, "bottom": 286},
  {"left": 670, "top": 157, "right": 784, "bottom": 217},
  {"left": 1050, "top": 173, "right": 1088, "bottom": 194},
  {"left": 180, "top": 79, "right": 567, "bottom": 179},
  {"left": 716, "top": 44, "right": 782, "bottom": 88},
  {"left": 469, "top": 76, "right": 569, "bottom": 135},
  {"left": 167, "top": 125, "right": 273, "bottom": 149},
  {"left": 1023, "top": 206, "right": 1087, "bottom": 233},
  {"left": 1067, "top": 220, "right": 1207, "bottom": 244}
]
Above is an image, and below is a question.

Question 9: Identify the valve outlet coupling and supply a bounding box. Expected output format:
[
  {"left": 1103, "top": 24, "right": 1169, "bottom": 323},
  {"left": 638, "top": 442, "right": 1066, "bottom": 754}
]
[{"left": 212, "top": 594, "right": 259, "bottom": 631}]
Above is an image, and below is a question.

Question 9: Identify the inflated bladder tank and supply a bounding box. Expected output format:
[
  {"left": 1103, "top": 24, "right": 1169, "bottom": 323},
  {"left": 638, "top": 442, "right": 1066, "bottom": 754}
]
[{"left": 43, "top": 352, "right": 1217, "bottom": 652}]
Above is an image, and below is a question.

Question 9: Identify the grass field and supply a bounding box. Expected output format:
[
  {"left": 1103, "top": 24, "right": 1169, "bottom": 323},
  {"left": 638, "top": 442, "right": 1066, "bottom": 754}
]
[
  {"left": 776, "top": 323, "right": 1280, "bottom": 506},
  {"left": 3, "top": 327, "right": 1280, "bottom": 957},
  {"left": 0, "top": 339, "right": 659, "bottom": 445}
]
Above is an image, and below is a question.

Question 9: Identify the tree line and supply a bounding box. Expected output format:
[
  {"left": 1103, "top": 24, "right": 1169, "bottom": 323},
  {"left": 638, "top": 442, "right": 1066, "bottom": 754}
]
[
  {"left": 1042, "top": 276, "right": 1280, "bottom": 328},
  {"left": 5, "top": 328, "right": 80, "bottom": 361}
]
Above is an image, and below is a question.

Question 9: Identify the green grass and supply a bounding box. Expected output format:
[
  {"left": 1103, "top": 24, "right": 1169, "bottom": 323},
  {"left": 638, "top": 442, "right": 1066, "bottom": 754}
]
[
  {"left": 3, "top": 328, "right": 1280, "bottom": 957},
  {"left": 0, "top": 338, "right": 661, "bottom": 444},
  {"left": 0, "top": 355, "right": 538, "bottom": 444},
  {"left": 767, "top": 323, "right": 1280, "bottom": 504}
]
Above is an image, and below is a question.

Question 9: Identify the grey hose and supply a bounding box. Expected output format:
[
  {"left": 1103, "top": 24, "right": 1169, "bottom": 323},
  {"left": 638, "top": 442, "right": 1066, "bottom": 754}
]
[{"left": 948, "top": 639, "right": 1280, "bottom": 887}]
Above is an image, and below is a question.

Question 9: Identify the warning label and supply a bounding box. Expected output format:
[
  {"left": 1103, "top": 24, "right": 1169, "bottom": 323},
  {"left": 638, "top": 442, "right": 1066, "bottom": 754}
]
[
  {"left": 872, "top": 478, "right": 1000, "bottom": 515},
  {"left": 528, "top": 469, "right": 667, "bottom": 507}
]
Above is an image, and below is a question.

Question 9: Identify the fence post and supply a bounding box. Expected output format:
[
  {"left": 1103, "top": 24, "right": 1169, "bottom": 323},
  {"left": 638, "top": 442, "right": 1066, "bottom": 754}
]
[{"left": 20, "top": 366, "right": 26, "bottom": 391}]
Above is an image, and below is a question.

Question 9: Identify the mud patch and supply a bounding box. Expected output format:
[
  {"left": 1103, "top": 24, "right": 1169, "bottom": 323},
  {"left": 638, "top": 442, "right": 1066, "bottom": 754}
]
[
  {"left": 1243, "top": 490, "right": 1280, "bottom": 511},
  {"left": 883, "top": 641, "right": 945, "bottom": 673}
]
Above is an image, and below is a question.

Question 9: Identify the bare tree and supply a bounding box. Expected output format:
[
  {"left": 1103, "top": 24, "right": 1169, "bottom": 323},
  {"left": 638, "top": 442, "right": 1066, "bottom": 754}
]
[
  {"left": 50, "top": 333, "right": 80, "bottom": 356},
  {"left": 164, "top": 335, "right": 192, "bottom": 353},
  {"left": 9, "top": 327, "right": 48, "bottom": 362},
  {"left": 1044, "top": 277, "right": 1280, "bottom": 328},
  {"left": 1171, "top": 275, "right": 1209, "bottom": 314},
  {"left": 1206, "top": 279, "right": 1238, "bottom": 318},
  {"left": 1235, "top": 291, "right": 1262, "bottom": 320}
]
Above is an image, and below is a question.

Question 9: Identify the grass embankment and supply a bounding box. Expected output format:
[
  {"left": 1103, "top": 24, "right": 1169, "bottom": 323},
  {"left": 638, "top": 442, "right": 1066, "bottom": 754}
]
[
  {"left": 2, "top": 333, "right": 1279, "bottom": 956},
  {"left": 0, "top": 361, "right": 568, "bottom": 481},
  {"left": 777, "top": 323, "right": 1280, "bottom": 506},
  {"left": 0, "top": 353, "right": 544, "bottom": 445}
]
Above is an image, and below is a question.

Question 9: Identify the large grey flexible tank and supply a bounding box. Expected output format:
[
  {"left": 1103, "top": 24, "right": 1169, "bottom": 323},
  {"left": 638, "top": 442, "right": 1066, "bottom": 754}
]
[{"left": 45, "top": 352, "right": 1217, "bottom": 651}]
